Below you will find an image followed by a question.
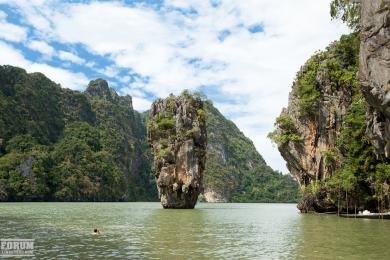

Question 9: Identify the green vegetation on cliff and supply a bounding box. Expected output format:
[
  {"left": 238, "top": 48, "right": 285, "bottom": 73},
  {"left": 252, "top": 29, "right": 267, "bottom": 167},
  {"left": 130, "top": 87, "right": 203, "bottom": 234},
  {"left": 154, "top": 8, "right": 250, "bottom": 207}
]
[
  {"left": 325, "top": 95, "right": 390, "bottom": 211},
  {"left": 204, "top": 101, "right": 298, "bottom": 203},
  {"left": 296, "top": 33, "right": 360, "bottom": 117},
  {"left": 330, "top": 0, "right": 361, "bottom": 31},
  {"left": 294, "top": 56, "right": 321, "bottom": 117},
  {"left": 268, "top": 115, "right": 302, "bottom": 144},
  {"left": 0, "top": 66, "right": 156, "bottom": 201}
]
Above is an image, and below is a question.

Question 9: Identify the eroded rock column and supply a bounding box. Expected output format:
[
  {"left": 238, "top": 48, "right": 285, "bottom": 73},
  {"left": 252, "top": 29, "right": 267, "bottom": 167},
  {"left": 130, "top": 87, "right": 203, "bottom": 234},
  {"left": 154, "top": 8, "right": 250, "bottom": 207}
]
[{"left": 147, "top": 93, "right": 207, "bottom": 209}]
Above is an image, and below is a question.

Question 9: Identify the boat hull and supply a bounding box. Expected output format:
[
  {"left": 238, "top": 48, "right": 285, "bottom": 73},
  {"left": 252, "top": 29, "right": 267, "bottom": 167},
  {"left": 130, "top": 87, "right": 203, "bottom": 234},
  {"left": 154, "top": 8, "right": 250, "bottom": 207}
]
[{"left": 339, "top": 213, "right": 390, "bottom": 219}]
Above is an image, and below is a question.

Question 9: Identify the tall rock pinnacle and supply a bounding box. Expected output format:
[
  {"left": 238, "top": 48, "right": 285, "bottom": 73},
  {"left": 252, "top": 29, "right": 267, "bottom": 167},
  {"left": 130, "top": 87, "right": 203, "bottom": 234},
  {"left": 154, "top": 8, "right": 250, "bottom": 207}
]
[{"left": 147, "top": 92, "right": 207, "bottom": 209}]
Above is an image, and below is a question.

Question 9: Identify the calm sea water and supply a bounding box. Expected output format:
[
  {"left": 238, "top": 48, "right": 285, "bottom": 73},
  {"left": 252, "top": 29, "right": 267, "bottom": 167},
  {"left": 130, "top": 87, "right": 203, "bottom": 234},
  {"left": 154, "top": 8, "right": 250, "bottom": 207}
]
[{"left": 0, "top": 202, "right": 389, "bottom": 259}]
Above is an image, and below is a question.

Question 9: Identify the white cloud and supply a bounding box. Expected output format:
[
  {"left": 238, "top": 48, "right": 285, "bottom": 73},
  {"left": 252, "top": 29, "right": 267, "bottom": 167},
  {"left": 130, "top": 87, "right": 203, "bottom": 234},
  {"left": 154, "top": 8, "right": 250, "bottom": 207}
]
[
  {"left": 0, "top": 0, "right": 54, "bottom": 35},
  {"left": 29, "top": 63, "right": 88, "bottom": 90},
  {"left": 85, "top": 61, "right": 97, "bottom": 68},
  {"left": 0, "top": 10, "right": 6, "bottom": 20},
  {"left": 0, "top": 41, "right": 29, "bottom": 67},
  {"left": 132, "top": 96, "right": 152, "bottom": 111},
  {"left": 166, "top": 0, "right": 193, "bottom": 9},
  {"left": 119, "top": 75, "right": 131, "bottom": 84},
  {"left": 0, "top": 11, "right": 28, "bottom": 42},
  {"left": 98, "top": 65, "right": 119, "bottom": 78},
  {"left": 0, "top": 41, "right": 88, "bottom": 90},
  {"left": 28, "top": 40, "right": 55, "bottom": 56},
  {"left": 0, "top": 0, "right": 349, "bottom": 174},
  {"left": 58, "top": 50, "right": 85, "bottom": 64}
]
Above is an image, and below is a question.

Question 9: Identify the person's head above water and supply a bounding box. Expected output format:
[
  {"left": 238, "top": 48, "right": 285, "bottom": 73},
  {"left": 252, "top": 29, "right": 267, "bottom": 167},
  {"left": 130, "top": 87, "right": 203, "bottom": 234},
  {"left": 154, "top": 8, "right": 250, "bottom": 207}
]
[{"left": 92, "top": 228, "right": 100, "bottom": 235}]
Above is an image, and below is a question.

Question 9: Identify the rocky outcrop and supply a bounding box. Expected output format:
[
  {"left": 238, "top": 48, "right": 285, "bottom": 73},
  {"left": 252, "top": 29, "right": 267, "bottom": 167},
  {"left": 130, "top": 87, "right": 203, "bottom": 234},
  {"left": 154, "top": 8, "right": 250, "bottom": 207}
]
[
  {"left": 272, "top": 34, "right": 361, "bottom": 212},
  {"left": 147, "top": 93, "right": 207, "bottom": 208},
  {"left": 274, "top": 36, "right": 358, "bottom": 187},
  {"left": 86, "top": 78, "right": 116, "bottom": 101},
  {"left": 359, "top": 0, "right": 390, "bottom": 161},
  {"left": 297, "top": 188, "right": 337, "bottom": 213},
  {"left": 203, "top": 189, "right": 227, "bottom": 203},
  {"left": 277, "top": 88, "right": 352, "bottom": 187},
  {"left": 273, "top": 1, "right": 390, "bottom": 212}
]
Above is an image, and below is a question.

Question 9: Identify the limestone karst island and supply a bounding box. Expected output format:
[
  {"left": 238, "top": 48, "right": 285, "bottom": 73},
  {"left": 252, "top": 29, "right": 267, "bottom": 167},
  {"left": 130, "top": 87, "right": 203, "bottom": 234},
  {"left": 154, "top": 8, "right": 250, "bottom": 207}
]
[{"left": 0, "top": 0, "right": 389, "bottom": 258}]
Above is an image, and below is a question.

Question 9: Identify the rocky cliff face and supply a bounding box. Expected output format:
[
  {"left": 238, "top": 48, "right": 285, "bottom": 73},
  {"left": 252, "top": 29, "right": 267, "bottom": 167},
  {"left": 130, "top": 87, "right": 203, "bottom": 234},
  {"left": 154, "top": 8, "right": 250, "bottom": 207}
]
[
  {"left": 275, "top": 34, "right": 359, "bottom": 182},
  {"left": 271, "top": 34, "right": 361, "bottom": 212},
  {"left": 277, "top": 59, "right": 355, "bottom": 188},
  {"left": 147, "top": 93, "right": 207, "bottom": 208},
  {"left": 359, "top": 0, "right": 390, "bottom": 161},
  {"left": 273, "top": 5, "right": 390, "bottom": 212},
  {"left": 86, "top": 79, "right": 117, "bottom": 101}
]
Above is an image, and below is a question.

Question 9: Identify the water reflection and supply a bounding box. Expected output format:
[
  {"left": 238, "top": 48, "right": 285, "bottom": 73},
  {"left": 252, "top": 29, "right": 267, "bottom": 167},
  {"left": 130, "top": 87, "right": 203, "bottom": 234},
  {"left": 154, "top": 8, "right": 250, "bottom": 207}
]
[
  {"left": 140, "top": 203, "right": 301, "bottom": 259},
  {"left": 141, "top": 208, "right": 211, "bottom": 259}
]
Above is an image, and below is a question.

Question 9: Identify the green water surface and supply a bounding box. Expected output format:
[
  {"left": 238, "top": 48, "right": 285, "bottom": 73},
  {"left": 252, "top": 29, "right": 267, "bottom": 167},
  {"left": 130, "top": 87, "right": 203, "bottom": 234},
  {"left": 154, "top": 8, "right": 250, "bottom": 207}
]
[{"left": 0, "top": 203, "right": 389, "bottom": 259}]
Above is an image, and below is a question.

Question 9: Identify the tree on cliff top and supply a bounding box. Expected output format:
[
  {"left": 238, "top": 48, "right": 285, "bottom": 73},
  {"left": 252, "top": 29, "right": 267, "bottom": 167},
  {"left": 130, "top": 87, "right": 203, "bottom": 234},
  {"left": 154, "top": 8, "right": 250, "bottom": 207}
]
[{"left": 330, "top": 0, "right": 361, "bottom": 31}]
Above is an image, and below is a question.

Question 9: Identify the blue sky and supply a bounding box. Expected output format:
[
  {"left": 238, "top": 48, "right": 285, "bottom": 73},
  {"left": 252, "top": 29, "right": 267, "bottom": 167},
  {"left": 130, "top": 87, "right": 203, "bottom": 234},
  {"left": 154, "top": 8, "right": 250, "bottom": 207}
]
[{"left": 0, "top": 0, "right": 348, "bottom": 173}]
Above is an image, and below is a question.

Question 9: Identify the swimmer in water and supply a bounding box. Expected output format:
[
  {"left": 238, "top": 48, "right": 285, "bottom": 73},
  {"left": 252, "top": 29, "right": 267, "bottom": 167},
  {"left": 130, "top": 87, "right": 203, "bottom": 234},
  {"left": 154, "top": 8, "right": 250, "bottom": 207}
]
[{"left": 92, "top": 228, "right": 101, "bottom": 235}]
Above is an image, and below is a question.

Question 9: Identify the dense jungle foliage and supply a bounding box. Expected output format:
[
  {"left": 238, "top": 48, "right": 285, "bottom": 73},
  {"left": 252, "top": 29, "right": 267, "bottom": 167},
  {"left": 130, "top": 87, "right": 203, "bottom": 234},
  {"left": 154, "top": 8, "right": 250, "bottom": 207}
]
[
  {"left": 204, "top": 101, "right": 298, "bottom": 203},
  {"left": 0, "top": 66, "right": 155, "bottom": 201}
]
